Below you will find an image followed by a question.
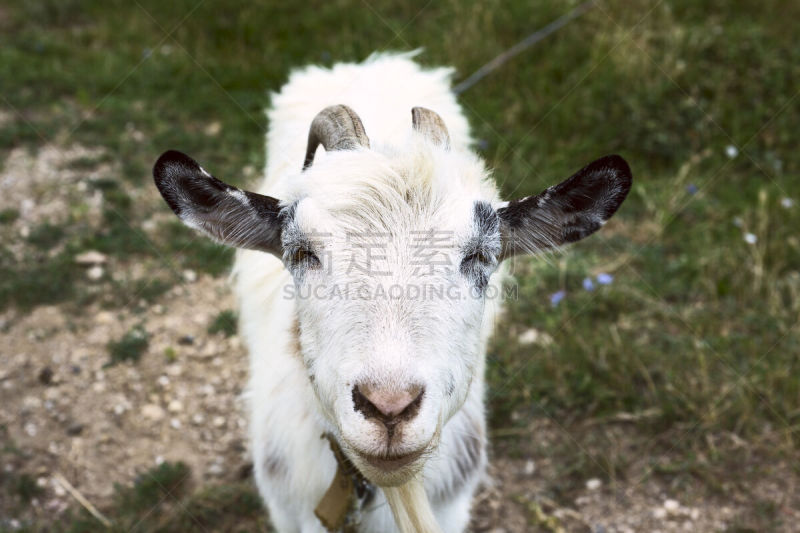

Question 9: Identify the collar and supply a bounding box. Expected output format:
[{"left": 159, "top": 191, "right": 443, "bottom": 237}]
[{"left": 314, "top": 433, "right": 375, "bottom": 532}]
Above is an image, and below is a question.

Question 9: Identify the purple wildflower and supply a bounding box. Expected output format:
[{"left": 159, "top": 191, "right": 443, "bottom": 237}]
[
  {"left": 582, "top": 277, "right": 595, "bottom": 291},
  {"left": 686, "top": 183, "right": 698, "bottom": 195},
  {"left": 550, "top": 290, "right": 566, "bottom": 307},
  {"left": 596, "top": 273, "right": 614, "bottom": 285}
]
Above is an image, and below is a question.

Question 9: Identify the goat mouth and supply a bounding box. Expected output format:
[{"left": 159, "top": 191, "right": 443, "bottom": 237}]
[{"left": 359, "top": 449, "right": 424, "bottom": 471}]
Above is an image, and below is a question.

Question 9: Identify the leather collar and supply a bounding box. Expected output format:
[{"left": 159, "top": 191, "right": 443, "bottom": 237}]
[{"left": 314, "top": 433, "right": 375, "bottom": 532}]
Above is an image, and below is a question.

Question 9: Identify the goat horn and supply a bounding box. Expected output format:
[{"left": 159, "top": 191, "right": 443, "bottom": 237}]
[
  {"left": 302, "top": 105, "right": 370, "bottom": 170},
  {"left": 411, "top": 107, "right": 450, "bottom": 149}
]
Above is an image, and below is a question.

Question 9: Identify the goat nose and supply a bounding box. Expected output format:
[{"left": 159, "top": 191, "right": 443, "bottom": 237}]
[{"left": 352, "top": 384, "right": 424, "bottom": 424}]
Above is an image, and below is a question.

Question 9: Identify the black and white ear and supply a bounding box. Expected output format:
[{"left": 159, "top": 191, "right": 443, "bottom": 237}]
[
  {"left": 497, "top": 155, "right": 632, "bottom": 258},
  {"left": 153, "top": 150, "right": 283, "bottom": 256}
]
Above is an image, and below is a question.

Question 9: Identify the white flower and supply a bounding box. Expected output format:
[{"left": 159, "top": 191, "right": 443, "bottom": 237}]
[
  {"left": 725, "top": 145, "right": 739, "bottom": 159},
  {"left": 744, "top": 232, "right": 757, "bottom": 244},
  {"left": 518, "top": 329, "right": 540, "bottom": 345}
]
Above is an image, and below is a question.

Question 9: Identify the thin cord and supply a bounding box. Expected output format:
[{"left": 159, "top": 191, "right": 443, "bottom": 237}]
[{"left": 452, "top": 0, "right": 596, "bottom": 95}]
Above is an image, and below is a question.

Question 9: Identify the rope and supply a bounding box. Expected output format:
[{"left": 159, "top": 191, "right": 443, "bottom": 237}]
[{"left": 452, "top": 0, "right": 596, "bottom": 95}]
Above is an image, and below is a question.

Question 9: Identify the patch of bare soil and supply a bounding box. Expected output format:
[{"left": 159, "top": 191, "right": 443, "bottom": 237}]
[
  {"left": 1, "top": 275, "right": 250, "bottom": 523},
  {"left": 0, "top": 144, "right": 107, "bottom": 226},
  {"left": 471, "top": 422, "right": 800, "bottom": 532}
]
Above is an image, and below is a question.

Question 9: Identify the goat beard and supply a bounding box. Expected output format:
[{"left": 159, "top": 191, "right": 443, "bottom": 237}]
[{"left": 383, "top": 476, "right": 444, "bottom": 533}]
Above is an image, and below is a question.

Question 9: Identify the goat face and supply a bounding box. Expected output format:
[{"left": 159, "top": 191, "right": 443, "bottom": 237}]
[
  {"left": 153, "top": 106, "right": 631, "bottom": 487},
  {"left": 280, "top": 157, "right": 500, "bottom": 485}
]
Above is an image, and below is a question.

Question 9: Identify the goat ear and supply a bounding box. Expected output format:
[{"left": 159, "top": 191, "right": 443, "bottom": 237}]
[
  {"left": 497, "top": 155, "right": 632, "bottom": 259},
  {"left": 153, "top": 150, "right": 283, "bottom": 256}
]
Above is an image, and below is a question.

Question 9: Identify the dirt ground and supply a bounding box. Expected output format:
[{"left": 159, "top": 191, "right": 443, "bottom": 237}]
[{"left": 1, "top": 146, "right": 799, "bottom": 531}]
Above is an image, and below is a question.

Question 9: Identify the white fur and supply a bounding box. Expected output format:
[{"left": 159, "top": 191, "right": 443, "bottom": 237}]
[{"left": 234, "top": 52, "right": 505, "bottom": 532}]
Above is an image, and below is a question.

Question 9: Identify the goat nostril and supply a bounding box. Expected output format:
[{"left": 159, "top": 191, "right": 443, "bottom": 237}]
[{"left": 352, "top": 384, "right": 424, "bottom": 424}]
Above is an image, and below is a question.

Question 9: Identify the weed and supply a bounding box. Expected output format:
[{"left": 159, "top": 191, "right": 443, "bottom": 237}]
[
  {"left": 208, "top": 309, "right": 237, "bottom": 337},
  {"left": 26, "top": 223, "right": 66, "bottom": 249},
  {"left": 0, "top": 209, "right": 19, "bottom": 224},
  {"left": 106, "top": 325, "right": 148, "bottom": 365}
]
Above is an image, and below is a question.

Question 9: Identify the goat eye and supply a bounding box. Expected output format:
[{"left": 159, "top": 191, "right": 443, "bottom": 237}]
[
  {"left": 462, "top": 250, "right": 492, "bottom": 266},
  {"left": 290, "top": 248, "right": 321, "bottom": 269}
]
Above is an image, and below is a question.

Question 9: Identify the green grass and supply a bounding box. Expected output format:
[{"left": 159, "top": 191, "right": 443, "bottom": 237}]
[
  {"left": 0, "top": 208, "right": 19, "bottom": 224},
  {"left": 52, "top": 462, "right": 269, "bottom": 533},
  {"left": 1, "top": 0, "right": 799, "bottom": 528},
  {"left": 106, "top": 325, "right": 149, "bottom": 365},
  {"left": 208, "top": 309, "right": 237, "bottom": 337}
]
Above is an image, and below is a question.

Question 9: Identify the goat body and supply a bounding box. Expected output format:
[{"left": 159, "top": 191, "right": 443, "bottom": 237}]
[
  {"left": 238, "top": 52, "right": 489, "bottom": 532},
  {"left": 153, "top": 51, "right": 631, "bottom": 533}
]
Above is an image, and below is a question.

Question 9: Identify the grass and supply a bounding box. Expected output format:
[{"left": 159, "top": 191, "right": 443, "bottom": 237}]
[
  {"left": 106, "top": 325, "right": 149, "bottom": 365},
  {"left": 0, "top": 208, "right": 19, "bottom": 224},
  {"left": 1, "top": 0, "right": 798, "bottom": 529},
  {"left": 208, "top": 309, "right": 237, "bottom": 337},
  {"left": 51, "top": 462, "right": 269, "bottom": 533}
]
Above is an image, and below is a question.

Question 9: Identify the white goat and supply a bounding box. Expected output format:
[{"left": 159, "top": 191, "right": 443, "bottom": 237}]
[{"left": 153, "top": 52, "right": 631, "bottom": 533}]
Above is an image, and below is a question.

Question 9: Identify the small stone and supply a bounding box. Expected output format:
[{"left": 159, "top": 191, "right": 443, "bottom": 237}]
[
  {"left": 177, "top": 335, "right": 195, "bottom": 346},
  {"left": 155, "top": 455, "right": 164, "bottom": 465},
  {"left": 66, "top": 423, "right": 84, "bottom": 436},
  {"left": 95, "top": 311, "right": 114, "bottom": 324},
  {"left": 523, "top": 460, "right": 536, "bottom": 476},
  {"left": 24, "top": 422, "right": 38, "bottom": 437},
  {"left": 192, "top": 414, "right": 205, "bottom": 425},
  {"left": 664, "top": 499, "right": 680, "bottom": 513},
  {"left": 586, "top": 478, "right": 602, "bottom": 491},
  {"left": 74, "top": 250, "right": 107, "bottom": 265},
  {"left": 167, "top": 400, "right": 183, "bottom": 412},
  {"left": 165, "top": 364, "right": 183, "bottom": 376},
  {"left": 202, "top": 342, "right": 219, "bottom": 358},
  {"left": 212, "top": 416, "right": 226, "bottom": 428},
  {"left": 157, "top": 375, "right": 170, "bottom": 387},
  {"left": 182, "top": 269, "right": 197, "bottom": 283},
  {"left": 653, "top": 507, "right": 667, "bottom": 520},
  {"left": 170, "top": 418, "right": 181, "bottom": 429},
  {"left": 86, "top": 265, "right": 104, "bottom": 280},
  {"left": 38, "top": 367, "right": 54, "bottom": 385},
  {"left": 141, "top": 404, "right": 165, "bottom": 421}
]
